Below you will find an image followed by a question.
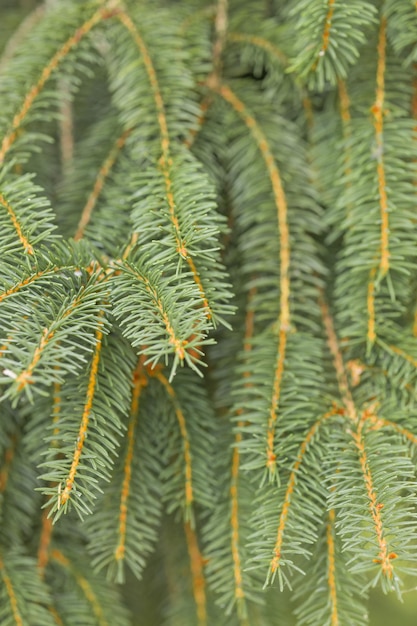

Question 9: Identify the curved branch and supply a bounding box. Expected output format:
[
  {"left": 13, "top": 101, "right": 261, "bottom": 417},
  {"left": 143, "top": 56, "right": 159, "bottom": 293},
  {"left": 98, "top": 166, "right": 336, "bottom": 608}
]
[
  {"left": 74, "top": 129, "right": 131, "bottom": 241},
  {"left": 0, "top": 556, "right": 23, "bottom": 626},
  {"left": 50, "top": 550, "right": 109, "bottom": 626},
  {"left": 350, "top": 420, "right": 394, "bottom": 579},
  {"left": 116, "top": 10, "right": 211, "bottom": 315},
  {"left": 269, "top": 409, "right": 337, "bottom": 575},
  {"left": 184, "top": 521, "right": 207, "bottom": 626},
  {"left": 0, "top": 4, "right": 119, "bottom": 165},
  {"left": 152, "top": 369, "right": 194, "bottom": 518},
  {"left": 114, "top": 359, "right": 147, "bottom": 562},
  {"left": 215, "top": 83, "right": 290, "bottom": 475},
  {"left": 59, "top": 313, "right": 105, "bottom": 505},
  {"left": 326, "top": 508, "right": 339, "bottom": 626},
  {"left": 0, "top": 192, "right": 34, "bottom": 254}
]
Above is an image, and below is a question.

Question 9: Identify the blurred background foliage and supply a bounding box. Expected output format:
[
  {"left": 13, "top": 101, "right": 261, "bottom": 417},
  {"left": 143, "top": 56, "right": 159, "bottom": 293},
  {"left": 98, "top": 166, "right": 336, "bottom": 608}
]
[{"left": 1, "top": 1, "right": 417, "bottom": 624}]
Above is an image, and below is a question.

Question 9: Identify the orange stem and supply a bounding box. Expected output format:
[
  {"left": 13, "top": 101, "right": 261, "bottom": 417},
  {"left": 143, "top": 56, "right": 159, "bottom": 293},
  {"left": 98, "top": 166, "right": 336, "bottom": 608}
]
[
  {"left": 117, "top": 10, "right": 211, "bottom": 315},
  {"left": 0, "top": 193, "right": 34, "bottom": 254},
  {"left": 350, "top": 420, "right": 394, "bottom": 578},
  {"left": 371, "top": 18, "right": 389, "bottom": 276},
  {"left": 326, "top": 508, "right": 339, "bottom": 626},
  {"left": 60, "top": 314, "right": 105, "bottom": 505},
  {"left": 152, "top": 370, "right": 194, "bottom": 513},
  {"left": 269, "top": 409, "right": 336, "bottom": 574},
  {"left": 0, "top": 556, "right": 23, "bottom": 626},
  {"left": 74, "top": 129, "right": 131, "bottom": 241},
  {"left": 320, "top": 296, "right": 357, "bottom": 422},
  {"left": 0, "top": 4, "right": 119, "bottom": 164},
  {"left": 216, "top": 84, "right": 290, "bottom": 474},
  {"left": 184, "top": 521, "right": 207, "bottom": 626},
  {"left": 114, "top": 359, "right": 147, "bottom": 562},
  {"left": 51, "top": 550, "right": 109, "bottom": 626}
]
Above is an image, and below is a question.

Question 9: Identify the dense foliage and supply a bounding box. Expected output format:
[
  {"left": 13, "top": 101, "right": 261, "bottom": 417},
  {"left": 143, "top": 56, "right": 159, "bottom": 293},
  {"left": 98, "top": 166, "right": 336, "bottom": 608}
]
[{"left": 1, "top": 1, "right": 417, "bottom": 624}]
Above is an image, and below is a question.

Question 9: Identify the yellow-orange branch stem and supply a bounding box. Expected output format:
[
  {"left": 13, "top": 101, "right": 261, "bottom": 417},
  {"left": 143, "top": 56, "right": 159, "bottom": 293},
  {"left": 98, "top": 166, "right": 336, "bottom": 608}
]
[
  {"left": 0, "top": 440, "right": 16, "bottom": 493},
  {"left": 231, "top": 289, "right": 256, "bottom": 604},
  {"left": 117, "top": 11, "right": 210, "bottom": 314},
  {"left": 37, "top": 512, "right": 54, "bottom": 571},
  {"left": 367, "top": 414, "right": 417, "bottom": 447},
  {"left": 153, "top": 370, "right": 194, "bottom": 510},
  {"left": 351, "top": 421, "right": 394, "bottom": 578},
  {"left": 0, "top": 266, "right": 63, "bottom": 303},
  {"left": 74, "top": 129, "right": 131, "bottom": 241},
  {"left": 0, "top": 193, "right": 34, "bottom": 254},
  {"left": 372, "top": 18, "right": 389, "bottom": 276},
  {"left": 320, "top": 296, "right": 357, "bottom": 422},
  {"left": 14, "top": 289, "right": 89, "bottom": 391},
  {"left": 51, "top": 550, "right": 109, "bottom": 626},
  {"left": 0, "top": 557, "right": 23, "bottom": 626},
  {"left": 216, "top": 84, "right": 290, "bottom": 473},
  {"left": 115, "top": 359, "right": 147, "bottom": 561},
  {"left": 327, "top": 508, "right": 339, "bottom": 626},
  {"left": 0, "top": 4, "right": 119, "bottom": 164},
  {"left": 270, "top": 409, "right": 336, "bottom": 573},
  {"left": 184, "top": 521, "right": 207, "bottom": 626},
  {"left": 60, "top": 315, "right": 105, "bottom": 505},
  {"left": 318, "top": 0, "right": 335, "bottom": 59}
]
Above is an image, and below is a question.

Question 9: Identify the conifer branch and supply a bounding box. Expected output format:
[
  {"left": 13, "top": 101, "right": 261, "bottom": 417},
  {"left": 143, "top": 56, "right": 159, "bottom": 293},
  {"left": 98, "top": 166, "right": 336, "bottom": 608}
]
[
  {"left": 0, "top": 4, "right": 119, "bottom": 165},
  {"left": 337, "top": 79, "right": 352, "bottom": 181},
  {"left": 152, "top": 369, "right": 194, "bottom": 519},
  {"left": 311, "top": 0, "right": 336, "bottom": 71},
  {"left": 12, "top": 287, "right": 104, "bottom": 393},
  {"left": 230, "top": 289, "right": 256, "bottom": 612},
  {"left": 0, "top": 556, "right": 23, "bottom": 626},
  {"left": 326, "top": 508, "right": 339, "bottom": 626},
  {"left": 0, "top": 4, "right": 45, "bottom": 72},
  {"left": 367, "top": 267, "right": 377, "bottom": 346},
  {"left": 37, "top": 511, "right": 53, "bottom": 571},
  {"left": 114, "top": 359, "right": 146, "bottom": 563},
  {"left": 372, "top": 17, "right": 389, "bottom": 277},
  {"left": 216, "top": 84, "right": 290, "bottom": 475},
  {"left": 227, "top": 33, "right": 288, "bottom": 65},
  {"left": 116, "top": 10, "right": 211, "bottom": 316},
  {"left": 269, "top": 409, "right": 337, "bottom": 577},
  {"left": 51, "top": 550, "right": 109, "bottom": 626},
  {"left": 59, "top": 313, "right": 105, "bottom": 506},
  {"left": 366, "top": 414, "right": 417, "bottom": 447},
  {"left": 0, "top": 192, "right": 34, "bottom": 255},
  {"left": 0, "top": 267, "right": 64, "bottom": 303},
  {"left": 320, "top": 296, "right": 357, "bottom": 421},
  {"left": 350, "top": 419, "right": 395, "bottom": 580},
  {"left": 184, "top": 521, "right": 208, "bottom": 626},
  {"left": 74, "top": 129, "right": 131, "bottom": 241},
  {"left": 0, "top": 439, "right": 16, "bottom": 493},
  {"left": 48, "top": 605, "right": 64, "bottom": 626}
]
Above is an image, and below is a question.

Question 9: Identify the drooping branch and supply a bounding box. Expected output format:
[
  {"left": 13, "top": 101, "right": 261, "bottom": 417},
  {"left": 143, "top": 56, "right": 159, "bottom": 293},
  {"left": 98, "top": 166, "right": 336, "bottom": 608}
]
[
  {"left": 0, "top": 556, "right": 23, "bottom": 626},
  {"left": 114, "top": 359, "right": 146, "bottom": 562},
  {"left": 269, "top": 409, "right": 337, "bottom": 576},
  {"left": 74, "top": 129, "right": 131, "bottom": 241},
  {"left": 0, "top": 3, "right": 120, "bottom": 165},
  {"left": 350, "top": 419, "right": 395, "bottom": 579},
  {"left": 320, "top": 296, "right": 358, "bottom": 422},
  {"left": 50, "top": 550, "right": 109, "bottom": 626},
  {"left": 326, "top": 508, "right": 339, "bottom": 626},
  {"left": 0, "top": 192, "right": 34, "bottom": 255},
  {"left": 216, "top": 83, "right": 290, "bottom": 475},
  {"left": 59, "top": 313, "right": 105, "bottom": 506},
  {"left": 151, "top": 369, "right": 194, "bottom": 519},
  {"left": 116, "top": 10, "right": 211, "bottom": 315},
  {"left": 184, "top": 521, "right": 208, "bottom": 626}
]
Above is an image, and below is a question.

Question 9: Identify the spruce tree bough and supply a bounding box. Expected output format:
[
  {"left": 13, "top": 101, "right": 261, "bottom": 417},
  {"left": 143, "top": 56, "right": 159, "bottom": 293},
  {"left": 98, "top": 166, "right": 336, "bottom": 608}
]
[{"left": 1, "top": 0, "right": 417, "bottom": 624}]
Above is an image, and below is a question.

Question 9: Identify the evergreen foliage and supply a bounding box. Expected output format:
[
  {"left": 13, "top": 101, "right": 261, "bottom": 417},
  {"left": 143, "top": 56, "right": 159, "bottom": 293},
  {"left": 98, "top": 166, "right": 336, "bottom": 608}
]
[{"left": 2, "top": 0, "right": 417, "bottom": 624}]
